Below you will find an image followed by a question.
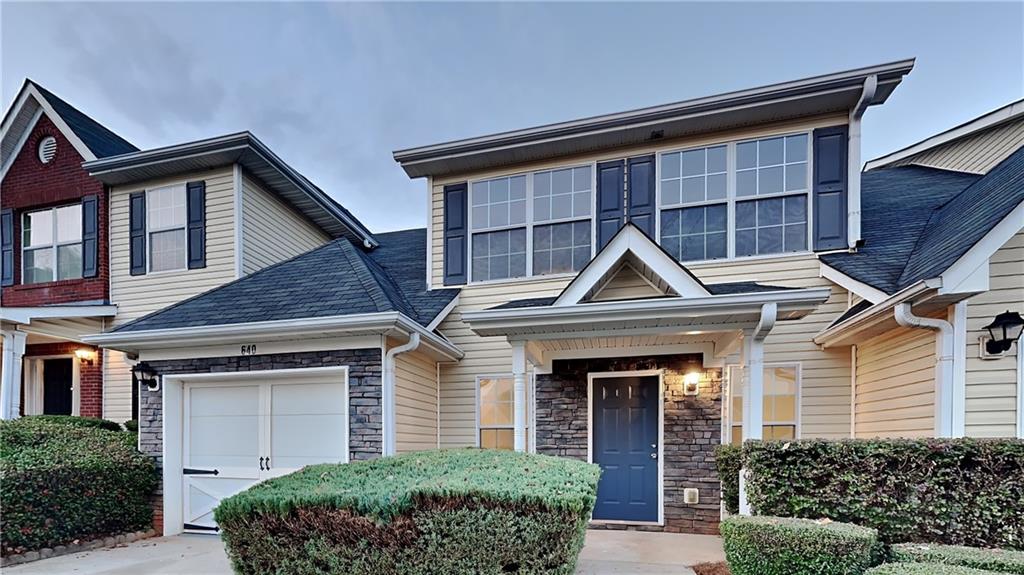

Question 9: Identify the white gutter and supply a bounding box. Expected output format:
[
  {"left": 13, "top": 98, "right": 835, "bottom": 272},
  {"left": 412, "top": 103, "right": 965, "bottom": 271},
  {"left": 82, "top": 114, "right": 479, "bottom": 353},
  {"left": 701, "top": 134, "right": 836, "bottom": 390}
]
[
  {"left": 848, "top": 75, "right": 877, "bottom": 249},
  {"left": 894, "top": 302, "right": 956, "bottom": 437},
  {"left": 383, "top": 333, "right": 420, "bottom": 456},
  {"left": 814, "top": 279, "right": 941, "bottom": 347}
]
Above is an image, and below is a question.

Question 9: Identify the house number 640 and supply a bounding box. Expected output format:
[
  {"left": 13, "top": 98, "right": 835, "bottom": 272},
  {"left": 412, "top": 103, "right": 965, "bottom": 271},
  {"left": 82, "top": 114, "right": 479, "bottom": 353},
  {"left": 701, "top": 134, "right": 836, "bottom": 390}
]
[{"left": 240, "top": 344, "right": 257, "bottom": 356}]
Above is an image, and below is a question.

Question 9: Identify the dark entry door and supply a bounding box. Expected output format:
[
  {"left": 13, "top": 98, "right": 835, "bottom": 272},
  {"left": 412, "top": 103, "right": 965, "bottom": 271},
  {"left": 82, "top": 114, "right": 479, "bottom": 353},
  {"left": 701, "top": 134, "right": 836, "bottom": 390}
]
[
  {"left": 591, "top": 375, "right": 659, "bottom": 522},
  {"left": 43, "top": 358, "right": 73, "bottom": 415}
]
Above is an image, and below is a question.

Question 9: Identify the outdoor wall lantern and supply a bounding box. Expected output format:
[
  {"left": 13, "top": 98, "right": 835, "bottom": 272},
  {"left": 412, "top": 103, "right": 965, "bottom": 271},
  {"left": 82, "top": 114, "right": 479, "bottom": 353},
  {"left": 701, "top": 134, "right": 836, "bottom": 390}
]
[
  {"left": 74, "top": 348, "right": 96, "bottom": 364},
  {"left": 132, "top": 362, "right": 160, "bottom": 391},
  {"left": 982, "top": 310, "right": 1024, "bottom": 355},
  {"left": 683, "top": 371, "right": 701, "bottom": 396}
]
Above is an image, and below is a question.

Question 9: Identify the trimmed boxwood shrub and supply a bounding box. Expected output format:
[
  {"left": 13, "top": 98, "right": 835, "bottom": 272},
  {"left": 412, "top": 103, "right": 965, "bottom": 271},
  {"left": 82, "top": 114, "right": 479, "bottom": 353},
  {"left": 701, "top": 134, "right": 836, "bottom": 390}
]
[
  {"left": 0, "top": 418, "right": 157, "bottom": 556},
  {"left": 216, "top": 449, "right": 600, "bottom": 575},
  {"left": 715, "top": 444, "right": 742, "bottom": 514},
  {"left": 123, "top": 419, "right": 139, "bottom": 433},
  {"left": 891, "top": 544, "right": 1024, "bottom": 574},
  {"left": 865, "top": 563, "right": 1000, "bottom": 575},
  {"left": 22, "top": 414, "right": 123, "bottom": 432},
  {"left": 743, "top": 439, "right": 1024, "bottom": 549},
  {"left": 720, "top": 515, "right": 878, "bottom": 575}
]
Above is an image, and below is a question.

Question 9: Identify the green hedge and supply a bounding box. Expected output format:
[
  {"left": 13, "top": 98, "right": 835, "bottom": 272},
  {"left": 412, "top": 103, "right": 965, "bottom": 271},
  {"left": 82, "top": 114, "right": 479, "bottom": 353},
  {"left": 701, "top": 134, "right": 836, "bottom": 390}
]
[
  {"left": 720, "top": 515, "right": 878, "bottom": 575},
  {"left": 891, "top": 544, "right": 1024, "bottom": 574},
  {"left": 216, "top": 449, "right": 601, "bottom": 575},
  {"left": 123, "top": 419, "right": 139, "bottom": 433},
  {"left": 866, "top": 563, "right": 1001, "bottom": 575},
  {"left": 742, "top": 439, "right": 1024, "bottom": 549},
  {"left": 0, "top": 418, "right": 157, "bottom": 555},
  {"left": 715, "top": 444, "right": 742, "bottom": 514},
  {"left": 21, "top": 415, "right": 123, "bottom": 432}
]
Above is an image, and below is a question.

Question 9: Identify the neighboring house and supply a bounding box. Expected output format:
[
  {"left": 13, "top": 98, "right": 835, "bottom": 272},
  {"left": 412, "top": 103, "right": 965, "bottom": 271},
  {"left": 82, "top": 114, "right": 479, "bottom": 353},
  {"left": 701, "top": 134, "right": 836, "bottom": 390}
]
[
  {"left": 85, "top": 59, "right": 1023, "bottom": 537},
  {"left": 1, "top": 80, "right": 137, "bottom": 420}
]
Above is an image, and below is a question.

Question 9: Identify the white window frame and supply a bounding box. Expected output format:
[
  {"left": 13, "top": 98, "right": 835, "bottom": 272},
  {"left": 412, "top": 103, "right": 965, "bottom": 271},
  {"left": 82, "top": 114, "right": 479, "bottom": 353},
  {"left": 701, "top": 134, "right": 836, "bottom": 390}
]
[
  {"left": 467, "top": 164, "right": 597, "bottom": 284},
  {"left": 724, "top": 362, "right": 802, "bottom": 444},
  {"left": 145, "top": 184, "right": 188, "bottom": 274},
  {"left": 655, "top": 131, "right": 814, "bottom": 264},
  {"left": 21, "top": 203, "right": 82, "bottom": 284},
  {"left": 474, "top": 374, "right": 516, "bottom": 450}
]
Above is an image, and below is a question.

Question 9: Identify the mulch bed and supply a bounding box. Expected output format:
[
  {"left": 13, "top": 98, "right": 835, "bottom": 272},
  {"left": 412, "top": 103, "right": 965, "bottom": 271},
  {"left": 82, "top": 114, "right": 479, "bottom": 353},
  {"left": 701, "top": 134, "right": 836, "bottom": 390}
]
[{"left": 693, "top": 561, "right": 731, "bottom": 575}]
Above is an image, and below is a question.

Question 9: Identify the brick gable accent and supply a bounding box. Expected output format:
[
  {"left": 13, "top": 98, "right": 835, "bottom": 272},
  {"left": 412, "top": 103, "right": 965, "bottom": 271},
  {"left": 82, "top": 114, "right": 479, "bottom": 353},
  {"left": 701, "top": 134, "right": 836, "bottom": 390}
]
[{"left": 1, "top": 113, "right": 108, "bottom": 305}]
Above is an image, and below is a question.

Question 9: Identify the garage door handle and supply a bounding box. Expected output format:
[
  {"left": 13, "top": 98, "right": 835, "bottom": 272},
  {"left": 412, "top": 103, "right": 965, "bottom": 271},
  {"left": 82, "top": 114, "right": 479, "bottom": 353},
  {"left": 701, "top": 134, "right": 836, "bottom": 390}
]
[
  {"left": 266, "top": 457, "right": 271, "bottom": 470},
  {"left": 259, "top": 457, "right": 265, "bottom": 471}
]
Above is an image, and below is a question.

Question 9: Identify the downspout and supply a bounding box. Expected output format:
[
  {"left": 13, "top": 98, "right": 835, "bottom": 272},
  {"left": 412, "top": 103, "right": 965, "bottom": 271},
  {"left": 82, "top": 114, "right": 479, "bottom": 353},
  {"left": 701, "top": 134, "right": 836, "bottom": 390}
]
[
  {"left": 383, "top": 332, "right": 421, "bottom": 456},
  {"left": 894, "top": 302, "right": 955, "bottom": 437},
  {"left": 848, "top": 75, "right": 877, "bottom": 249}
]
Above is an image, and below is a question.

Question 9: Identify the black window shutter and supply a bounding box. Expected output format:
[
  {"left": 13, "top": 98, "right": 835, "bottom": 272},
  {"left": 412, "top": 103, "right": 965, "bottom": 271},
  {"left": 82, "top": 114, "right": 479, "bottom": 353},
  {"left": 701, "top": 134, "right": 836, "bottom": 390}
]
[
  {"left": 443, "top": 183, "right": 468, "bottom": 286},
  {"left": 627, "top": 155, "right": 656, "bottom": 239},
  {"left": 596, "top": 160, "right": 625, "bottom": 248},
  {"left": 812, "top": 125, "right": 849, "bottom": 251},
  {"left": 81, "top": 195, "right": 99, "bottom": 278},
  {"left": 129, "top": 192, "right": 147, "bottom": 275},
  {"left": 1, "top": 208, "right": 13, "bottom": 287},
  {"left": 186, "top": 181, "right": 206, "bottom": 269}
]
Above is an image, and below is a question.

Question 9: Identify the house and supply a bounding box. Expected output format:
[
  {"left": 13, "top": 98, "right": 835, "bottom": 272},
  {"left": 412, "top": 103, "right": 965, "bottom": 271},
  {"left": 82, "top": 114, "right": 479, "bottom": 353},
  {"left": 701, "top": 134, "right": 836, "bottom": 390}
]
[
  {"left": 0, "top": 81, "right": 373, "bottom": 426},
  {"left": 84, "top": 59, "right": 1023, "bottom": 536},
  {"left": 1, "top": 80, "right": 137, "bottom": 420}
]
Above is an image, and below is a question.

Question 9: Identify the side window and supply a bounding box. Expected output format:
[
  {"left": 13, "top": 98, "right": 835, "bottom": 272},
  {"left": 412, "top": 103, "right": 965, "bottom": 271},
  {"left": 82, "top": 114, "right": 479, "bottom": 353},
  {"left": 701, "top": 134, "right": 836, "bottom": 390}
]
[
  {"left": 22, "top": 204, "right": 83, "bottom": 284},
  {"left": 728, "top": 365, "right": 799, "bottom": 444},
  {"left": 477, "top": 376, "right": 514, "bottom": 449}
]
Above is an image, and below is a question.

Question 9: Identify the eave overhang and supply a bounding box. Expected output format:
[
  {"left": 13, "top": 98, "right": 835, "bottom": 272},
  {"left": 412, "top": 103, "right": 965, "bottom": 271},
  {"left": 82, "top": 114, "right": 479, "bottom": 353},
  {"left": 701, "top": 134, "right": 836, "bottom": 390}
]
[
  {"left": 462, "top": 288, "right": 832, "bottom": 339},
  {"left": 83, "top": 312, "right": 462, "bottom": 361},
  {"left": 1, "top": 304, "right": 118, "bottom": 325},
  {"left": 83, "top": 132, "right": 377, "bottom": 247},
  {"left": 394, "top": 59, "right": 914, "bottom": 178}
]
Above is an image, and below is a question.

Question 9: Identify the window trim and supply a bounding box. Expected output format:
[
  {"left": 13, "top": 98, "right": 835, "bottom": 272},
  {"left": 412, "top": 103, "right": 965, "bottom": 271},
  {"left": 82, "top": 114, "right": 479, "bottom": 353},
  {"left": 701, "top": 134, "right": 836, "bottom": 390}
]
[
  {"left": 724, "top": 362, "right": 802, "bottom": 444},
  {"left": 467, "top": 163, "right": 597, "bottom": 283},
  {"left": 655, "top": 131, "right": 815, "bottom": 264},
  {"left": 474, "top": 373, "right": 518, "bottom": 450},
  {"left": 145, "top": 184, "right": 188, "bottom": 274},
  {"left": 21, "top": 203, "right": 83, "bottom": 285}
]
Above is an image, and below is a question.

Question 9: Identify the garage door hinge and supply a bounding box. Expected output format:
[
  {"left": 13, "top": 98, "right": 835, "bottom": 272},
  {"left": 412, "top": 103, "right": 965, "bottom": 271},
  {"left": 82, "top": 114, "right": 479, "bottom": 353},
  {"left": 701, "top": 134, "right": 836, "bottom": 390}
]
[
  {"left": 183, "top": 468, "right": 219, "bottom": 476},
  {"left": 184, "top": 523, "right": 220, "bottom": 532}
]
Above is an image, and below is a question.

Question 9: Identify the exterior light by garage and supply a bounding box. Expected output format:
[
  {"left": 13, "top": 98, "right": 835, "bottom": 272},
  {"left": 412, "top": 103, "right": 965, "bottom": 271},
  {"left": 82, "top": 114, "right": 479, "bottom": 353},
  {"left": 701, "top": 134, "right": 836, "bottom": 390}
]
[
  {"left": 74, "top": 348, "right": 96, "bottom": 364},
  {"left": 982, "top": 311, "right": 1024, "bottom": 355},
  {"left": 132, "top": 362, "right": 159, "bottom": 391},
  {"left": 683, "top": 372, "right": 701, "bottom": 396}
]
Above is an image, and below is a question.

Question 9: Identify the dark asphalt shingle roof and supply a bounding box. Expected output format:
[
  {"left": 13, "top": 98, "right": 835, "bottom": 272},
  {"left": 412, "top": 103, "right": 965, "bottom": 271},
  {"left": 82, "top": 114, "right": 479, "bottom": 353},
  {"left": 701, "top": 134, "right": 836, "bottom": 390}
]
[
  {"left": 489, "top": 282, "right": 799, "bottom": 310},
  {"left": 112, "top": 229, "right": 457, "bottom": 333},
  {"left": 829, "top": 299, "right": 873, "bottom": 328},
  {"left": 31, "top": 81, "right": 138, "bottom": 158}
]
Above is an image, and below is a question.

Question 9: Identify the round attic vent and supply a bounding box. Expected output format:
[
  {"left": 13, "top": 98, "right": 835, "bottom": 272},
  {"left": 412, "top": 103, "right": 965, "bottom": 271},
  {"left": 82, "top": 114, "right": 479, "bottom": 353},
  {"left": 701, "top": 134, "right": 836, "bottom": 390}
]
[{"left": 38, "top": 136, "right": 57, "bottom": 164}]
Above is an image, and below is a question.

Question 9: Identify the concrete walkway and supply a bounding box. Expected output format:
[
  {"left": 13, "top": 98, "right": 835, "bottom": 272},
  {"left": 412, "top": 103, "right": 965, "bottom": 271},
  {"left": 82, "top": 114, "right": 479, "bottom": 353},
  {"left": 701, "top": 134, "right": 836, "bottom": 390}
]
[{"left": 6, "top": 530, "right": 723, "bottom": 575}]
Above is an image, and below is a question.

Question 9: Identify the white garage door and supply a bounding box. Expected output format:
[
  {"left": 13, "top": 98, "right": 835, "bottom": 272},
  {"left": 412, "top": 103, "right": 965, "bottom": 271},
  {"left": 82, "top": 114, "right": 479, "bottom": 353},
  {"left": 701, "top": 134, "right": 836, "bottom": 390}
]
[{"left": 183, "top": 378, "right": 347, "bottom": 532}]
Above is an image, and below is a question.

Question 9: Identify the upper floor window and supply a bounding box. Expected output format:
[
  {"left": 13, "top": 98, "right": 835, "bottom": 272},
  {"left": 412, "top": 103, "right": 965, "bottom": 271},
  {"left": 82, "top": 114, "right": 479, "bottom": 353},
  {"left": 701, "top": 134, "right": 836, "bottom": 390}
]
[
  {"left": 147, "top": 185, "right": 187, "bottom": 272},
  {"left": 22, "top": 204, "right": 82, "bottom": 284},
  {"left": 469, "top": 167, "right": 593, "bottom": 282}
]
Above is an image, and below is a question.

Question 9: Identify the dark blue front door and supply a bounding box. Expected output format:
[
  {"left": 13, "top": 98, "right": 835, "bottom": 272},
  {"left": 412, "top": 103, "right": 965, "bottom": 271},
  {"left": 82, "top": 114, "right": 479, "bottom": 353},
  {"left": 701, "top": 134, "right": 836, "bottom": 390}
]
[{"left": 592, "top": 376, "right": 659, "bottom": 522}]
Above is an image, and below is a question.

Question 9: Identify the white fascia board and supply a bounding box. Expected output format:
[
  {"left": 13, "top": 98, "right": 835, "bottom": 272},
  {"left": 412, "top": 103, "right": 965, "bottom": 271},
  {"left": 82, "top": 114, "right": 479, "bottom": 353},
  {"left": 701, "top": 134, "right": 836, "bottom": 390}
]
[
  {"left": 940, "top": 198, "right": 1024, "bottom": 295},
  {"left": 819, "top": 262, "right": 888, "bottom": 303},
  {"left": 813, "top": 279, "right": 941, "bottom": 347},
  {"left": 865, "top": 99, "right": 1024, "bottom": 171},
  {"left": 466, "top": 288, "right": 831, "bottom": 333},
  {"left": 0, "top": 107, "right": 43, "bottom": 181},
  {"left": 425, "top": 294, "right": 459, "bottom": 332},
  {"left": 1, "top": 305, "right": 118, "bottom": 324},
  {"left": 21, "top": 86, "right": 97, "bottom": 162},
  {"left": 84, "top": 312, "right": 463, "bottom": 360}
]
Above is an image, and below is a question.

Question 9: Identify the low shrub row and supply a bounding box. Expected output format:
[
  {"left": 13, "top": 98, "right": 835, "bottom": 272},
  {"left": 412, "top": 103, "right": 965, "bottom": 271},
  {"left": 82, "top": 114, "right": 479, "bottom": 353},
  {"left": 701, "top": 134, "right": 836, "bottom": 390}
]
[
  {"left": 720, "top": 516, "right": 878, "bottom": 575},
  {"left": 20, "top": 414, "right": 123, "bottom": 433},
  {"left": 716, "top": 439, "right": 1023, "bottom": 549},
  {"left": 865, "top": 564, "right": 1001, "bottom": 575},
  {"left": 216, "top": 449, "right": 601, "bottom": 575},
  {"left": 890, "top": 544, "right": 1024, "bottom": 574},
  {"left": 0, "top": 417, "right": 157, "bottom": 556}
]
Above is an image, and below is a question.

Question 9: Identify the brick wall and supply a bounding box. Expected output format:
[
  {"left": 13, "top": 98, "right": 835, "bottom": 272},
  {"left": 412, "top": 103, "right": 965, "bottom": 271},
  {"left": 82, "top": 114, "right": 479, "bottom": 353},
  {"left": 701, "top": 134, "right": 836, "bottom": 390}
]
[
  {"left": 21, "top": 342, "right": 103, "bottom": 418},
  {"left": 1, "top": 113, "right": 108, "bottom": 305},
  {"left": 138, "top": 348, "right": 382, "bottom": 534},
  {"left": 535, "top": 354, "right": 723, "bottom": 535}
]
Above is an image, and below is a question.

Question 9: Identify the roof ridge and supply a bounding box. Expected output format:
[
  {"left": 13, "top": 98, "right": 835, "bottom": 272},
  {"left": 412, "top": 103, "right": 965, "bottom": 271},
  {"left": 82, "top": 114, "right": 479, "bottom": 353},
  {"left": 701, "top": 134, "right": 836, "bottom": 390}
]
[
  {"left": 28, "top": 80, "right": 138, "bottom": 156},
  {"left": 336, "top": 240, "right": 398, "bottom": 314}
]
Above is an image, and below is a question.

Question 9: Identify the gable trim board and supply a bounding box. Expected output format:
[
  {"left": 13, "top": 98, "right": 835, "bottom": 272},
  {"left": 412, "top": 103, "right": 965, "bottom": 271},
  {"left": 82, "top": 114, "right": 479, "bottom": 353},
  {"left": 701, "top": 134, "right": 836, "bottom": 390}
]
[
  {"left": 0, "top": 85, "right": 96, "bottom": 180},
  {"left": 939, "top": 198, "right": 1024, "bottom": 296},
  {"left": 820, "top": 262, "right": 887, "bottom": 304},
  {"left": 0, "top": 107, "right": 43, "bottom": 181}
]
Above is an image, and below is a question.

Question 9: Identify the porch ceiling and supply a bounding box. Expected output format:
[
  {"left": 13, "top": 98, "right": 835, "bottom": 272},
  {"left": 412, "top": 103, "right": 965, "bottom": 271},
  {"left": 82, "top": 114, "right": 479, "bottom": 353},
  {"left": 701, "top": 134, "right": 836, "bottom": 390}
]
[{"left": 527, "top": 333, "right": 739, "bottom": 372}]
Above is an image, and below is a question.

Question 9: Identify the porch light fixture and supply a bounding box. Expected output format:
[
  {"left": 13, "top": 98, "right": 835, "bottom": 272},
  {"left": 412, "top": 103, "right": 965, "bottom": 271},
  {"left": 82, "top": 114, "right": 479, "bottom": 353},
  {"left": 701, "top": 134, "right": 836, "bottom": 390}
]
[
  {"left": 132, "top": 362, "right": 160, "bottom": 391},
  {"left": 683, "top": 372, "right": 701, "bottom": 396},
  {"left": 982, "top": 310, "right": 1024, "bottom": 355},
  {"left": 74, "top": 348, "right": 96, "bottom": 364}
]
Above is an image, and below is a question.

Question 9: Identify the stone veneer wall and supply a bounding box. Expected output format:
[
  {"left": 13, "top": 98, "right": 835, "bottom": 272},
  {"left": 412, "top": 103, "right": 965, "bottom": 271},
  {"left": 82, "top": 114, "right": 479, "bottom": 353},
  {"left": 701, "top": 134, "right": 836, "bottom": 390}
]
[
  {"left": 138, "top": 348, "right": 382, "bottom": 532},
  {"left": 535, "top": 354, "right": 722, "bottom": 535}
]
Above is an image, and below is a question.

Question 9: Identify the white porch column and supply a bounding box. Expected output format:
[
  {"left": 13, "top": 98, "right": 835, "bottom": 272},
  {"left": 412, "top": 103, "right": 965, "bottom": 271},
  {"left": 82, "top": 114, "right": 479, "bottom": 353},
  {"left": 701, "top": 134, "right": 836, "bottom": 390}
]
[
  {"left": 738, "top": 303, "right": 777, "bottom": 516},
  {"left": 1, "top": 330, "right": 28, "bottom": 420},
  {"left": 511, "top": 340, "right": 528, "bottom": 452}
]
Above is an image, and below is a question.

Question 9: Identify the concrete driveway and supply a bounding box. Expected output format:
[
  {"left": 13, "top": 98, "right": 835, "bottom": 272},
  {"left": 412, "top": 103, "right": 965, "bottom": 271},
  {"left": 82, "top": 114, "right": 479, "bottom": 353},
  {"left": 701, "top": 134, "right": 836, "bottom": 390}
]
[{"left": 6, "top": 530, "right": 723, "bottom": 575}]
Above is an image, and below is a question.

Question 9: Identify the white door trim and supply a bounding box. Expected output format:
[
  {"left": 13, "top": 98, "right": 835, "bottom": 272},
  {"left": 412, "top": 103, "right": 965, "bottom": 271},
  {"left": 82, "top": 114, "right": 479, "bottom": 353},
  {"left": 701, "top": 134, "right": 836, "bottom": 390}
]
[
  {"left": 161, "top": 366, "right": 348, "bottom": 536},
  {"left": 586, "top": 369, "right": 664, "bottom": 526}
]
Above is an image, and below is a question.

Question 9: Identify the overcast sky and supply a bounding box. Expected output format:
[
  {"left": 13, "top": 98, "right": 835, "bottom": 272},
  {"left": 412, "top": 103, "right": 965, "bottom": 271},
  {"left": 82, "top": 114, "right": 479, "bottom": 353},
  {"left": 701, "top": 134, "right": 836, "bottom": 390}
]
[{"left": 3, "top": 2, "right": 1022, "bottom": 233}]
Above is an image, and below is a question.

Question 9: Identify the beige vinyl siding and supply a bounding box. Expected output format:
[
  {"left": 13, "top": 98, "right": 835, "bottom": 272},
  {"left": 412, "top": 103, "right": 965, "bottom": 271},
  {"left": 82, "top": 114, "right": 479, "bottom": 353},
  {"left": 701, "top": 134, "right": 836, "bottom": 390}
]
[
  {"left": 964, "top": 229, "right": 1024, "bottom": 437},
  {"left": 241, "top": 172, "right": 330, "bottom": 275},
  {"left": 591, "top": 265, "right": 664, "bottom": 301},
  {"left": 891, "top": 117, "right": 1024, "bottom": 175},
  {"left": 394, "top": 349, "right": 440, "bottom": 453},
  {"left": 102, "top": 349, "right": 135, "bottom": 423},
  {"left": 854, "top": 326, "right": 936, "bottom": 438}
]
